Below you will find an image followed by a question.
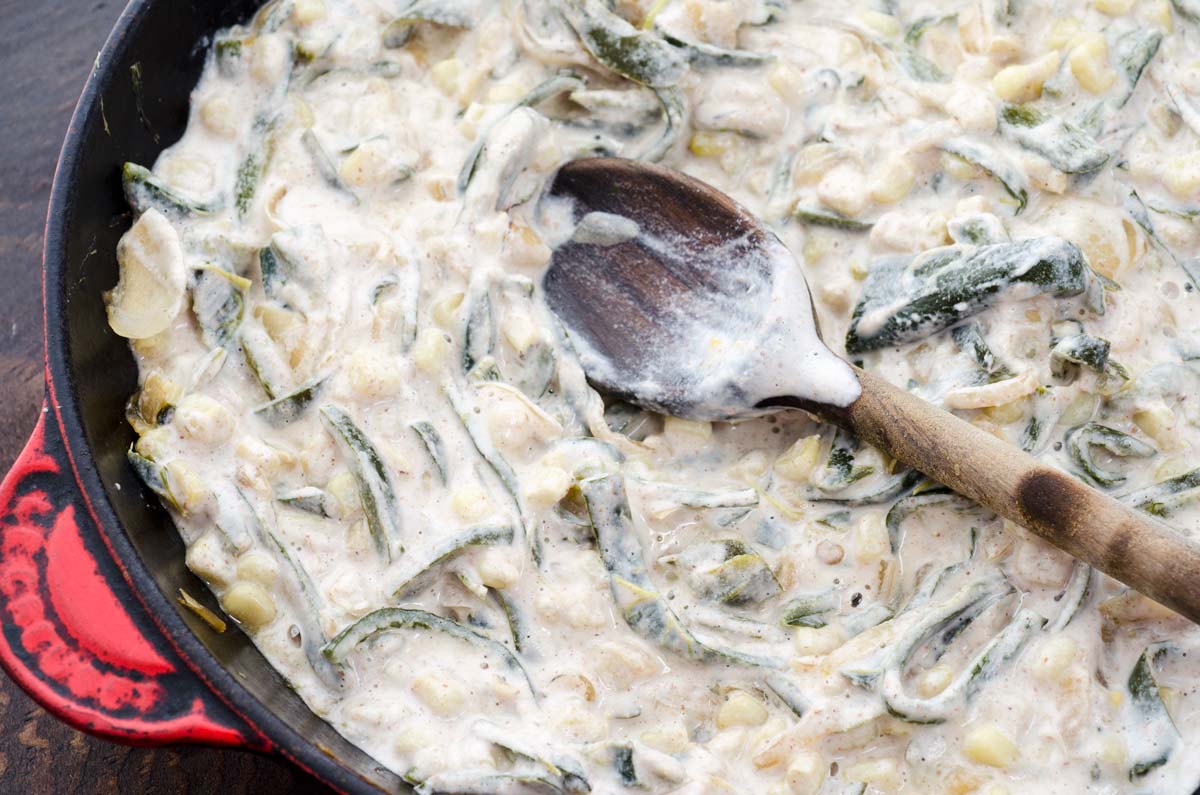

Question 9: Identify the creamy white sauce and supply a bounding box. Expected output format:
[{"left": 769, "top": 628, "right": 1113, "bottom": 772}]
[{"left": 106, "top": 0, "right": 1200, "bottom": 793}]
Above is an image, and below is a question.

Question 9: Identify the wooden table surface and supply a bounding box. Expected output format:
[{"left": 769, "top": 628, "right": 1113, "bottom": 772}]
[{"left": 0, "top": 0, "right": 331, "bottom": 791}]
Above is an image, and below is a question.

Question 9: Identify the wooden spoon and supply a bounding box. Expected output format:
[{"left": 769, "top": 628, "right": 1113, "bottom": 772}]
[{"left": 542, "top": 156, "right": 1200, "bottom": 624}]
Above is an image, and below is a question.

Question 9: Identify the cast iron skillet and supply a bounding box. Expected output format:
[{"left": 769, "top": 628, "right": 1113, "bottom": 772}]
[{"left": 0, "top": 0, "right": 400, "bottom": 791}]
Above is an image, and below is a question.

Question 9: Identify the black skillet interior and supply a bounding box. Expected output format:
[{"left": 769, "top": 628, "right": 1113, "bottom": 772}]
[{"left": 49, "top": 0, "right": 399, "bottom": 790}]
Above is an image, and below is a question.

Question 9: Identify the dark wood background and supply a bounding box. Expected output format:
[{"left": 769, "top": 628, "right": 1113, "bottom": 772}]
[{"left": 0, "top": 0, "right": 330, "bottom": 791}]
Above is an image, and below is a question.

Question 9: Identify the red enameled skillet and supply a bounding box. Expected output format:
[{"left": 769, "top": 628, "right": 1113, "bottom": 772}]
[{"left": 0, "top": 1, "right": 399, "bottom": 791}]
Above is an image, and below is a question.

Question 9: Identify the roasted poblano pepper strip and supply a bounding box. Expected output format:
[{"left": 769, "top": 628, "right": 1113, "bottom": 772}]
[
  {"left": 952, "top": 322, "right": 1015, "bottom": 383},
  {"left": 678, "top": 539, "right": 782, "bottom": 606},
  {"left": 895, "top": 45, "right": 947, "bottom": 82},
  {"left": 611, "top": 744, "right": 639, "bottom": 787},
  {"left": 409, "top": 770, "right": 572, "bottom": 795},
  {"left": 634, "top": 479, "right": 759, "bottom": 510},
  {"left": 938, "top": 138, "right": 1028, "bottom": 213},
  {"left": 579, "top": 474, "right": 783, "bottom": 667},
  {"left": 410, "top": 421, "right": 449, "bottom": 484},
  {"left": 792, "top": 206, "right": 873, "bottom": 232},
  {"left": 472, "top": 721, "right": 590, "bottom": 793},
  {"left": 1113, "top": 29, "right": 1162, "bottom": 109},
  {"left": 998, "top": 103, "right": 1109, "bottom": 174},
  {"left": 191, "top": 267, "right": 246, "bottom": 350},
  {"left": 885, "top": 489, "right": 969, "bottom": 554},
  {"left": 1166, "top": 82, "right": 1200, "bottom": 138},
  {"left": 1065, "top": 423, "right": 1156, "bottom": 488},
  {"left": 301, "top": 129, "right": 351, "bottom": 195},
  {"left": 123, "top": 162, "right": 219, "bottom": 218},
  {"left": 391, "top": 525, "right": 515, "bottom": 596},
  {"left": 463, "top": 285, "right": 497, "bottom": 376},
  {"left": 320, "top": 404, "right": 403, "bottom": 560},
  {"left": 813, "top": 433, "right": 874, "bottom": 492},
  {"left": 127, "top": 448, "right": 180, "bottom": 512},
  {"left": 947, "top": 213, "right": 1009, "bottom": 246},
  {"left": 1127, "top": 643, "right": 1181, "bottom": 780},
  {"left": 1121, "top": 467, "right": 1200, "bottom": 517},
  {"left": 254, "top": 376, "right": 327, "bottom": 427},
  {"left": 904, "top": 13, "right": 956, "bottom": 45},
  {"left": 659, "top": 31, "right": 772, "bottom": 68},
  {"left": 393, "top": 0, "right": 483, "bottom": 28},
  {"left": 1126, "top": 187, "right": 1200, "bottom": 292},
  {"left": 1049, "top": 333, "right": 1129, "bottom": 382},
  {"left": 641, "top": 85, "right": 687, "bottom": 162},
  {"left": 322, "top": 608, "right": 535, "bottom": 695},
  {"left": 845, "top": 237, "right": 1089, "bottom": 354},
  {"left": 276, "top": 485, "right": 333, "bottom": 517},
  {"left": 781, "top": 591, "right": 838, "bottom": 628},
  {"left": 1047, "top": 561, "right": 1092, "bottom": 633},
  {"left": 880, "top": 606, "right": 1045, "bottom": 724},
  {"left": 557, "top": 0, "right": 688, "bottom": 88}
]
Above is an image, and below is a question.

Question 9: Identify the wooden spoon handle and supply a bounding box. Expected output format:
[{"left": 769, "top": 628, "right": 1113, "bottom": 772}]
[{"left": 820, "top": 367, "right": 1200, "bottom": 623}]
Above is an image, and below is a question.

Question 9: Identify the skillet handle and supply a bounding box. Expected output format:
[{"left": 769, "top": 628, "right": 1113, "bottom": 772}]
[{"left": 0, "top": 405, "right": 260, "bottom": 748}]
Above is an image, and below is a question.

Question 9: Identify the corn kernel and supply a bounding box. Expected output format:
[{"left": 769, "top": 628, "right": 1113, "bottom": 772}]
[
  {"left": 869, "top": 156, "right": 916, "bottom": 204},
  {"left": 1069, "top": 34, "right": 1117, "bottom": 93},
  {"left": 731, "top": 450, "right": 771, "bottom": 483},
  {"left": 985, "top": 399, "right": 1026, "bottom": 425},
  {"left": 716, "top": 691, "right": 769, "bottom": 729},
  {"left": 1163, "top": 152, "right": 1200, "bottom": 199},
  {"left": 768, "top": 61, "right": 807, "bottom": 104},
  {"left": 411, "top": 328, "right": 450, "bottom": 374},
  {"left": 963, "top": 724, "right": 1019, "bottom": 768},
  {"left": 858, "top": 10, "right": 900, "bottom": 36},
  {"left": 785, "top": 752, "right": 826, "bottom": 795},
  {"left": 1141, "top": 0, "right": 1174, "bottom": 30},
  {"left": 845, "top": 758, "right": 900, "bottom": 788},
  {"left": 451, "top": 484, "right": 493, "bottom": 521},
  {"left": 1099, "top": 734, "right": 1126, "bottom": 766},
  {"left": 326, "top": 470, "right": 360, "bottom": 517},
  {"left": 523, "top": 465, "right": 572, "bottom": 505},
  {"left": 1094, "top": 0, "right": 1135, "bottom": 14},
  {"left": 942, "top": 151, "right": 984, "bottom": 181},
  {"left": 664, "top": 416, "right": 712, "bottom": 439},
  {"left": 485, "top": 79, "right": 530, "bottom": 104},
  {"left": 431, "top": 291, "right": 465, "bottom": 327},
  {"left": 1045, "top": 18, "right": 1082, "bottom": 49},
  {"left": 775, "top": 435, "right": 821, "bottom": 482},
  {"left": 689, "top": 131, "right": 740, "bottom": 158},
  {"left": 236, "top": 551, "right": 279, "bottom": 587},
  {"left": 1133, "top": 403, "right": 1175, "bottom": 449},
  {"left": 165, "top": 460, "right": 209, "bottom": 515},
  {"left": 292, "top": 0, "right": 326, "bottom": 24},
  {"left": 185, "top": 531, "right": 234, "bottom": 587},
  {"left": 221, "top": 581, "right": 277, "bottom": 628},
  {"left": 917, "top": 663, "right": 955, "bottom": 696},
  {"left": 411, "top": 673, "right": 466, "bottom": 716},
  {"left": 992, "top": 52, "right": 1061, "bottom": 103},
  {"left": 477, "top": 551, "right": 519, "bottom": 589},
  {"left": 640, "top": 724, "right": 690, "bottom": 754},
  {"left": 817, "top": 163, "right": 869, "bottom": 218},
  {"left": 175, "top": 394, "right": 234, "bottom": 446},
  {"left": 854, "top": 513, "right": 889, "bottom": 561},
  {"left": 1032, "top": 636, "right": 1078, "bottom": 681},
  {"left": 501, "top": 312, "right": 540, "bottom": 353},
  {"left": 430, "top": 58, "right": 463, "bottom": 96},
  {"left": 792, "top": 625, "right": 845, "bottom": 657}
]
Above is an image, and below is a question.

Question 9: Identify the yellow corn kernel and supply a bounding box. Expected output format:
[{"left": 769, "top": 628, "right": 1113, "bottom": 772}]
[
  {"left": 768, "top": 61, "right": 807, "bottom": 103},
  {"left": 137, "top": 372, "right": 182, "bottom": 425},
  {"left": 853, "top": 513, "right": 889, "bottom": 561},
  {"left": 477, "top": 551, "right": 519, "bottom": 589},
  {"left": 664, "top": 416, "right": 712, "bottom": 439},
  {"left": 523, "top": 465, "right": 572, "bottom": 505},
  {"left": 199, "top": 94, "right": 237, "bottom": 138},
  {"left": 985, "top": 399, "right": 1026, "bottom": 425},
  {"left": 325, "top": 470, "right": 360, "bottom": 517},
  {"left": 942, "top": 151, "right": 983, "bottom": 181},
  {"left": 917, "top": 663, "right": 955, "bottom": 696},
  {"left": 792, "top": 625, "right": 845, "bottom": 657},
  {"left": 945, "top": 767, "right": 985, "bottom": 795},
  {"left": 869, "top": 156, "right": 916, "bottom": 204},
  {"left": 251, "top": 35, "right": 289, "bottom": 85},
  {"left": 1133, "top": 403, "right": 1176, "bottom": 449},
  {"left": 411, "top": 674, "right": 466, "bottom": 716},
  {"left": 775, "top": 435, "right": 821, "bottom": 482},
  {"left": 689, "top": 131, "right": 739, "bottom": 158},
  {"left": 507, "top": 223, "right": 553, "bottom": 269},
  {"left": 988, "top": 35, "right": 1024, "bottom": 62},
  {"left": 451, "top": 484, "right": 493, "bottom": 521},
  {"left": 175, "top": 394, "right": 234, "bottom": 446},
  {"left": 185, "top": 531, "right": 234, "bottom": 587},
  {"left": 731, "top": 450, "right": 770, "bottom": 483},
  {"left": 845, "top": 758, "right": 900, "bottom": 789},
  {"left": 817, "top": 163, "right": 868, "bottom": 218},
  {"left": 430, "top": 58, "right": 462, "bottom": 96},
  {"left": 1046, "top": 18, "right": 1082, "bottom": 49},
  {"left": 165, "top": 460, "right": 208, "bottom": 515},
  {"left": 858, "top": 10, "right": 900, "bottom": 36},
  {"left": 716, "top": 691, "right": 769, "bottom": 729},
  {"left": 347, "top": 347, "right": 403, "bottom": 398},
  {"left": 1094, "top": 0, "right": 1135, "bottom": 14},
  {"left": 411, "top": 328, "right": 450, "bottom": 374},
  {"left": 1099, "top": 734, "right": 1126, "bottom": 766},
  {"left": 985, "top": 787, "right": 1011, "bottom": 795},
  {"left": 501, "top": 312, "right": 539, "bottom": 353},
  {"left": 992, "top": 52, "right": 1061, "bottom": 103},
  {"left": 1141, "top": 0, "right": 1174, "bottom": 31},
  {"left": 1162, "top": 152, "right": 1200, "bottom": 199},
  {"left": 292, "top": 0, "right": 325, "bottom": 24},
  {"left": 431, "top": 291, "right": 464, "bottom": 327},
  {"left": 485, "top": 79, "right": 530, "bottom": 104},
  {"left": 236, "top": 551, "right": 279, "bottom": 587},
  {"left": 785, "top": 752, "right": 826, "bottom": 795},
  {"left": 1069, "top": 34, "right": 1117, "bottom": 94},
  {"left": 640, "top": 724, "right": 690, "bottom": 754},
  {"left": 963, "top": 724, "right": 1019, "bottom": 768},
  {"left": 221, "top": 581, "right": 277, "bottom": 628},
  {"left": 1031, "top": 636, "right": 1078, "bottom": 681}
]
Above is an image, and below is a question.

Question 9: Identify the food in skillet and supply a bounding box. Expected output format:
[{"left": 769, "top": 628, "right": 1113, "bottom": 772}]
[{"left": 106, "top": 0, "right": 1200, "bottom": 792}]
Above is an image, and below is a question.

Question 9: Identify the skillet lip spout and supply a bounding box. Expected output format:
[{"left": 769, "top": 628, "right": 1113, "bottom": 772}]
[{"left": 32, "top": 0, "right": 393, "bottom": 791}]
